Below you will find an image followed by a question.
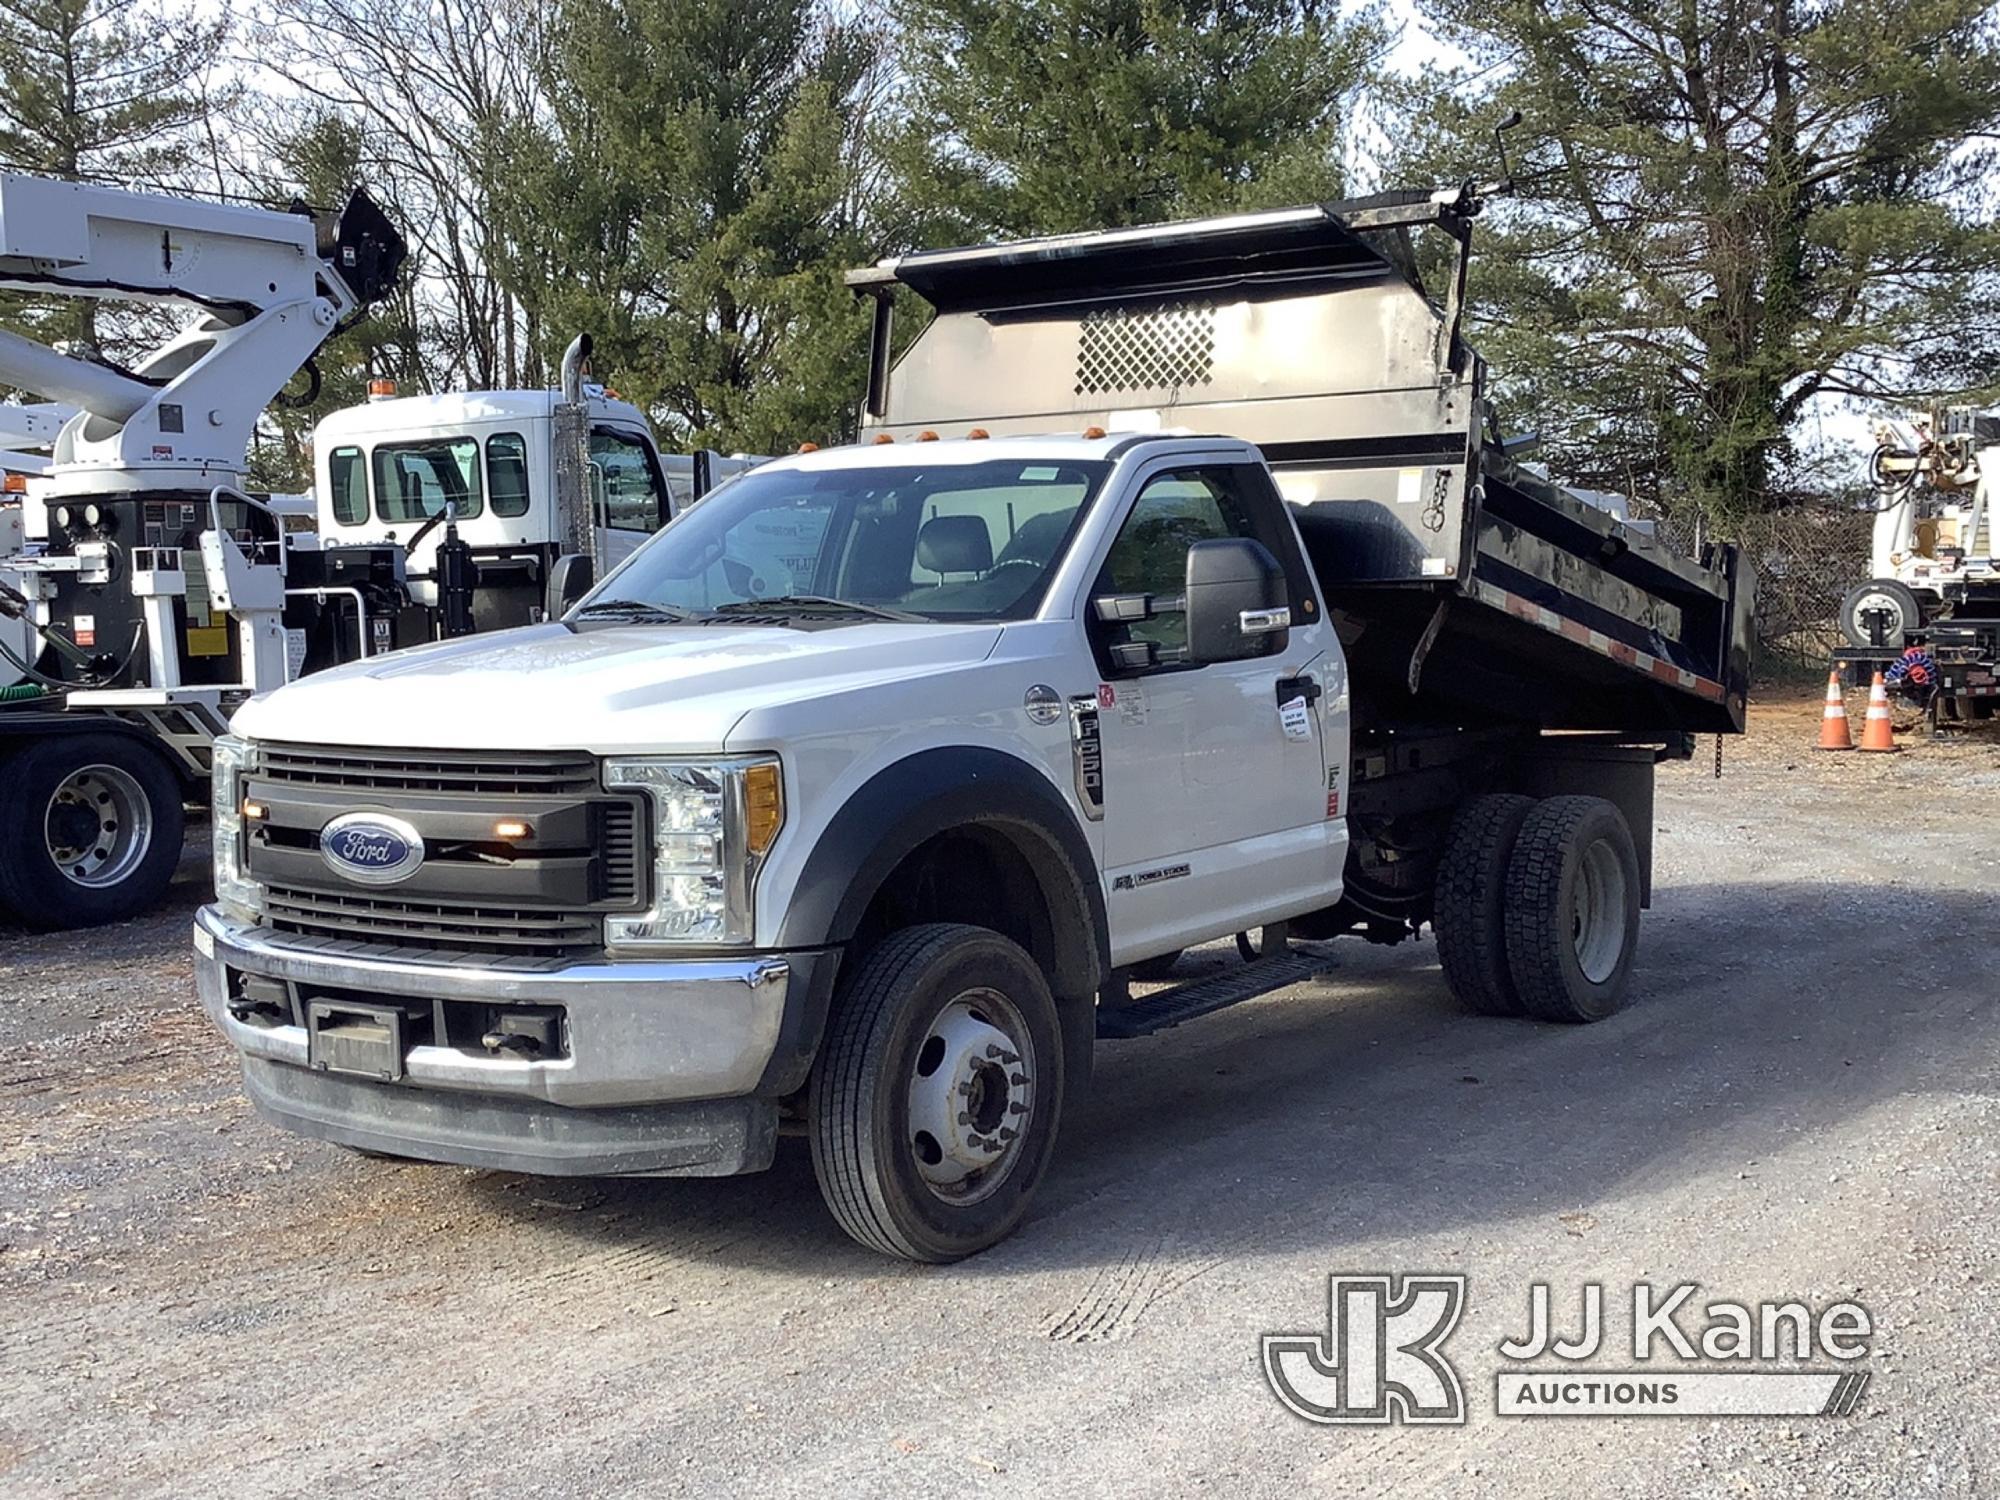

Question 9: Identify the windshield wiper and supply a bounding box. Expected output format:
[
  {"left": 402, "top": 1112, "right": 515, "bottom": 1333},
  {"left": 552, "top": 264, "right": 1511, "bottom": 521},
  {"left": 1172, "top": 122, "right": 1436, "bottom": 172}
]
[
  {"left": 705, "top": 595, "right": 926, "bottom": 623},
  {"left": 570, "top": 598, "right": 698, "bottom": 623}
]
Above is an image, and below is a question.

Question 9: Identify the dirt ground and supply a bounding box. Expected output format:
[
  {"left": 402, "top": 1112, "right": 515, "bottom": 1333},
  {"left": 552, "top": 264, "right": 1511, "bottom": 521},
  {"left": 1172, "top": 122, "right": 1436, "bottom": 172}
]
[{"left": 3, "top": 692, "right": 1998, "bottom": 1498}]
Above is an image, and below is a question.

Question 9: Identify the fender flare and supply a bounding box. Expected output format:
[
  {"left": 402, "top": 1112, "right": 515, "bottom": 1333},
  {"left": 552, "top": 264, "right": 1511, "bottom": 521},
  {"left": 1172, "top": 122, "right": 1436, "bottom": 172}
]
[{"left": 774, "top": 745, "right": 1108, "bottom": 1001}]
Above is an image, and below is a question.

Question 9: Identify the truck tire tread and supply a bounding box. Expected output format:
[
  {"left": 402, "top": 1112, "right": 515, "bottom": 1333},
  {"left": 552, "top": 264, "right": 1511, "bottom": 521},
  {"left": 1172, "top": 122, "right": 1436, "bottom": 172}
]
[
  {"left": 811, "top": 926, "right": 950, "bottom": 1260},
  {"left": 1502, "top": 795, "right": 1640, "bottom": 1024},
  {"left": 0, "top": 732, "right": 185, "bottom": 929},
  {"left": 1433, "top": 793, "right": 1536, "bottom": 1016},
  {"left": 809, "top": 922, "right": 1064, "bottom": 1263}
]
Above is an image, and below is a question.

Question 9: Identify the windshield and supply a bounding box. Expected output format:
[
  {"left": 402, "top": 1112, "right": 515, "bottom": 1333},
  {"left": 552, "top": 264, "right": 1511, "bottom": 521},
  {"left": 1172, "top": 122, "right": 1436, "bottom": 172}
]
[
  {"left": 374, "top": 436, "right": 484, "bottom": 522},
  {"left": 578, "top": 457, "right": 1110, "bottom": 622}
]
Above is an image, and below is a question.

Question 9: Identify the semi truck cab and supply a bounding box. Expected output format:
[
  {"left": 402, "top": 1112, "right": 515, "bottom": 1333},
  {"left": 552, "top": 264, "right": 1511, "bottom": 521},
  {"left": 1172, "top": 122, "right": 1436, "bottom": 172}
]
[{"left": 311, "top": 388, "right": 762, "bottom": 631}]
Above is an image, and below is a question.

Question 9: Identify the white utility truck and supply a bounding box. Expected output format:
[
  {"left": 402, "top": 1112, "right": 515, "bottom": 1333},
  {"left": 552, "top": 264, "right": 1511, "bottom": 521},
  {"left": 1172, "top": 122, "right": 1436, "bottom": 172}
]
[
  {"left": 195, "top": 188, "right": 1752, "bottom": 1261},
  {"left": 0, "top": 172, "right": 405, "bottom": 927},
  {"left": 1834, "top": 406, "right": 2000, "bottom": 723},
  {"left": 309, "top": 377, "right": 762, "bottom": 638}
]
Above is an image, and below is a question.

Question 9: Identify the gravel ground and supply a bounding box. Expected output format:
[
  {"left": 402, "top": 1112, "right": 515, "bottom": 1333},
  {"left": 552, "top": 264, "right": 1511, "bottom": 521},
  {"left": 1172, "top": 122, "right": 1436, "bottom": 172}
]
[{"left": 2, "top": 693, "right": 1997, "bottom": 1498}]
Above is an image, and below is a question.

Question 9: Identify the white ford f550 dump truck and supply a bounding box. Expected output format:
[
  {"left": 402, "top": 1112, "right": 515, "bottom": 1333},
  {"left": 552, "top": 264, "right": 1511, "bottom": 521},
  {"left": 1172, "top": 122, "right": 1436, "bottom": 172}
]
[{"left": 195, "top": 187, "right": 1752, "bottom": 1261}]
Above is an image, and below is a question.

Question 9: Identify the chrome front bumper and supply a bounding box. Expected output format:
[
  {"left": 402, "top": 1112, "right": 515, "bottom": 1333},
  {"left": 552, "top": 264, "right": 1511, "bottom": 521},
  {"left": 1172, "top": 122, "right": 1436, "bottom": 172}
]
[{"left": 193, "top": 905, "right": 794, "bottom": 1109}]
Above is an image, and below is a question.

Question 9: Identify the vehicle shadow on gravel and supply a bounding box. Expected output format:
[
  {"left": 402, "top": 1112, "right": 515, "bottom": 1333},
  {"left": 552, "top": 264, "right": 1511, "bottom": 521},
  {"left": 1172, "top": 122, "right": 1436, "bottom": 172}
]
[{"left": 458, "top": 877, "right": 2000, "bottom": 1276}]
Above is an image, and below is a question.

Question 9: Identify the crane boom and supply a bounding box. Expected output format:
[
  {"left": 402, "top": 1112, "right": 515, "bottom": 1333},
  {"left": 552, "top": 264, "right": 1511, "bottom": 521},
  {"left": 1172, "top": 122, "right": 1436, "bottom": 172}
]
[{"left": 0, "top": 174, "right": 403, "bottom": 496}]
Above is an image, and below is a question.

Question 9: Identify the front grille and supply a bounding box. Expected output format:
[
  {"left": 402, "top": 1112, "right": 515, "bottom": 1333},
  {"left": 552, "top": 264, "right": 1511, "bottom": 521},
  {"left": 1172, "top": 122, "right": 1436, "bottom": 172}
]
[
  {"left": 265, "top": 883, "right": 602, "bottom": 958},
  {"left": 249, "top": 742, "right": 645, "bottom": 961},
  {"left": 259, "top": 743, "right": 598, "bottom": 797},
  {"left": 599, "top": 802, "right": 640, "bottom": 903}
]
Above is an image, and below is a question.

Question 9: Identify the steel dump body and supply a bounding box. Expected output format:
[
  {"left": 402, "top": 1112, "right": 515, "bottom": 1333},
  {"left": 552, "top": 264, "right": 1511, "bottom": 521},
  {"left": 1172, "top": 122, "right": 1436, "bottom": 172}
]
[{"left": 850, "top": 196, "right": 1751, "bottom": 735}]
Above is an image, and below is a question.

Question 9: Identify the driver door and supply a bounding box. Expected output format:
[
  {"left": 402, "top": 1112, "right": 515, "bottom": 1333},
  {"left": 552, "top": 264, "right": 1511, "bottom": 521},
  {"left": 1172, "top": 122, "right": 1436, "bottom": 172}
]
[
  {"left": 1085, "top": 461, "right": 1341, "bottom": 964},
  {"left": 589, "top": 426, "right": 673, "bottom": 572}
]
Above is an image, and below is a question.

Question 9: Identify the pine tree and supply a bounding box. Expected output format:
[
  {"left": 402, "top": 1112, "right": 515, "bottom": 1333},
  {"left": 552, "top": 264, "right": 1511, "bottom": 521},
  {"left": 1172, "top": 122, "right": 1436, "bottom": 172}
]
[
  {"left": 0, "top": 0, "right": 227, "bottom": 179},
  {"left": 883, "top": 0, "right": 1387, "bottom": 241},
  {"left": 0, "top": 0, "right": 231, "bottom": 362},
  {"left": 495, "top": 0, "right": 884, "bottom": 452},
  {"left": 1395, "top": 0, "right": 2000, "bottom": 524}
]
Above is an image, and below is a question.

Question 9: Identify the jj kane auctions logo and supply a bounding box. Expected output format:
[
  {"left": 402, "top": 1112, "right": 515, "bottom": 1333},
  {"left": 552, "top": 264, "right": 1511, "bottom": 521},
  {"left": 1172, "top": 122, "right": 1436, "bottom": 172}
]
[{"left": 1264, "top": 1276, "right": 1874, "bottom": 1424}]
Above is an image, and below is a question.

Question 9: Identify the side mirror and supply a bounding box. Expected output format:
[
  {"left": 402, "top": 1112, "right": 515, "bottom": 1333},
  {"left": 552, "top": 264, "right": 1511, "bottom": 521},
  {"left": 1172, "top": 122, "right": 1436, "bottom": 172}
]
[
  {"left": 549, "top": 552, "right": 595, "bottom": 618},
  {"left": 1185, "top": 537, "right": 1288, "bottom": 664}
]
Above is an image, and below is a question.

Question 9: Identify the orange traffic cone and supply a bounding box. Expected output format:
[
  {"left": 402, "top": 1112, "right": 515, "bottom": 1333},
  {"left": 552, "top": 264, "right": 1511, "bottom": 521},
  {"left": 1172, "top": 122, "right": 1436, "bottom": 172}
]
[
  {"left": 1817, "top": 669, "right": 1853, "bottom": 751},
  {"left": 1858, "top": 671, "right": 1899, "bottom": 753}
]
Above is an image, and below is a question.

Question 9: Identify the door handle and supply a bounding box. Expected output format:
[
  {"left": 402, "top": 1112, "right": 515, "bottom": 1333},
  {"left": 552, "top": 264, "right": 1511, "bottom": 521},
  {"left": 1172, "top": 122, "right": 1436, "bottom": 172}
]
[{"left": 1275, "top": 675, "right": 1321, "bottom": 705}]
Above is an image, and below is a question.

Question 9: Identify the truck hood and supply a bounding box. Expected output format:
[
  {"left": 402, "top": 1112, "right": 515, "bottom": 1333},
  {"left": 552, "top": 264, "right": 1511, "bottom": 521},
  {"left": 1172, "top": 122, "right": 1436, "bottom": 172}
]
[{"left": 231, "top": 620, "right": 1004, "bottom": 753}]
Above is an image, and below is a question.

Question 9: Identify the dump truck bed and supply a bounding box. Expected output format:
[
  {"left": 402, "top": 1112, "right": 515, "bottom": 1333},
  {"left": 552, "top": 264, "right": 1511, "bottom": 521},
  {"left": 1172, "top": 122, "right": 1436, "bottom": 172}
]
[{"left": 849, "top": 193, "right": 1752, "bottom": 735}]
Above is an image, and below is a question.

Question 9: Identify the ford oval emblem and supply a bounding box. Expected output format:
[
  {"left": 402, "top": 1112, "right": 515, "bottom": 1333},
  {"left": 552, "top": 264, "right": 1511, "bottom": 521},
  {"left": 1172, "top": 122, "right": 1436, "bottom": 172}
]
[{"left": 320, "top": 811, "right": 425, "bottom": 886}]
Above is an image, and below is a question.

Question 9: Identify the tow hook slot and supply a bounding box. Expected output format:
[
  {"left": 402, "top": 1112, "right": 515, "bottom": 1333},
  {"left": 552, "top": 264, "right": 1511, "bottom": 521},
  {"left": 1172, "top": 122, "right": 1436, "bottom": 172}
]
[
  {"left": 481, "top": 1009, "right": 560, "bottom": 1060},
  {"left": 226, "top": 972, "right": 290, "bottom": 1027},
  {"left": 225, "top": 996, "right": 285, "bottom": 1025}
]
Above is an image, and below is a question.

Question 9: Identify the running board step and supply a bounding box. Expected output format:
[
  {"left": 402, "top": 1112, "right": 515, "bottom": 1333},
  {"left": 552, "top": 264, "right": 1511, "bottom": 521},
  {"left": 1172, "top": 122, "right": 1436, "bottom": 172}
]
[{"left": 1096, "top": 949, "right": 1337, "bottom": 1040}]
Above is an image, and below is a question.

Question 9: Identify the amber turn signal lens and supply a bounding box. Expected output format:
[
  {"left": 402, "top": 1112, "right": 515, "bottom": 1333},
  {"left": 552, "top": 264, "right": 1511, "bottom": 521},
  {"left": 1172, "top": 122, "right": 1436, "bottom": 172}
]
[
  {"left": 797, "top": 441, "right": 820, "bottom": 453},
  {"left": 493, "top": 819, "right": 531, "bottom": 840},
  {"left": 966, "top": 428, "right": 989, "bottom": 439},
  {"left": 241, "top": 800, "right": 267, "bottom": 821},
  {"left": 1082, "top": 425, "right": 1106, "bottom": 439},
  {"left": 744, "top": 763, "right": 783, "bottom": 857},
  {"left": 872, "top": 433, "right": 896, "bottom": 444}
]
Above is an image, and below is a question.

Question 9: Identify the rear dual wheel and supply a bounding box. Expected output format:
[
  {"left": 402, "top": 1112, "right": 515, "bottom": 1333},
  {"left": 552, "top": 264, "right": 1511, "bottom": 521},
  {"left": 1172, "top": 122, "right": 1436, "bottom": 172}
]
[{"left": 1432, "top": 793, "right": 1640, "bottom": 1023}]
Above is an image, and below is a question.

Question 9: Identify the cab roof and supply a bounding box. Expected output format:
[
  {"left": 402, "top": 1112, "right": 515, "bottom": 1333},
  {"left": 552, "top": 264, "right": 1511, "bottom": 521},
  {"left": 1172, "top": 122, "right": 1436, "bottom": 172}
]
[
  {"left": 763, "top": 430, "right": 1250, "bottom": 475},
  {"left": 313, "top": 388, "right": 652, "bottom": 444}
]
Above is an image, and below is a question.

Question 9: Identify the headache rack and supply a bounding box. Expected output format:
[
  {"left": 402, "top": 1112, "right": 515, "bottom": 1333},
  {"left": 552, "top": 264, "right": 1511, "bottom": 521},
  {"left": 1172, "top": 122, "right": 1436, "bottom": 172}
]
[{"left": 848, "top": 189, "right": 1753, "bottom": 736}]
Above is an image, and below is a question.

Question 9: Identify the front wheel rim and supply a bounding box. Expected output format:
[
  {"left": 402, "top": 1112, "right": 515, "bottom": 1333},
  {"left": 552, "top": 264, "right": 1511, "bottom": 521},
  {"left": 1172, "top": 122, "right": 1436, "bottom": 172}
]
[
  {"left": 905, "top": 989, "right": 1036, "bottom": 1206},
  {"left": 45, "top": 764, "right": 154, "bottom": 889},
  {"left": 1571, "top": 839, "right": 1629, "bottom": 984}
]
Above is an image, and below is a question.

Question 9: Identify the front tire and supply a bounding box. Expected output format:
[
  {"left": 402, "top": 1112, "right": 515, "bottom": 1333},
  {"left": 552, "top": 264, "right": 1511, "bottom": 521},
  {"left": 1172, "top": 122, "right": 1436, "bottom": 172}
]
[
  {"left": 0, "top": 733, "right": 185, "bottom": 928},
  {"left": 1503, "top": 796, "right": 1641, "bottom": 1023},
  {"left": 809, "top": 924, "right": 1065, "bottom": 1263}
]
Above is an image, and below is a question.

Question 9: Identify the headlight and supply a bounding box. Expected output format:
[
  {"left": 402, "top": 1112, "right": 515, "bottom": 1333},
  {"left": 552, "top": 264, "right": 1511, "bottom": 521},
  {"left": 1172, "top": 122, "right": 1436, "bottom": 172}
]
[
  {"left": 211, "top": 735, "right": 264, "bottom": 923},
  {"left": 603, "top": 757, "right": 784, "bottom": 949}
]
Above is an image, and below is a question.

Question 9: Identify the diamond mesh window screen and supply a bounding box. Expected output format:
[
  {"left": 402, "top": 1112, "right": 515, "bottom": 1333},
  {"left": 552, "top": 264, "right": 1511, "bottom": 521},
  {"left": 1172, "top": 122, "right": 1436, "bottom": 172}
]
[{"left": 1074, "top": 303, "right": 1217, "bottom": 397}]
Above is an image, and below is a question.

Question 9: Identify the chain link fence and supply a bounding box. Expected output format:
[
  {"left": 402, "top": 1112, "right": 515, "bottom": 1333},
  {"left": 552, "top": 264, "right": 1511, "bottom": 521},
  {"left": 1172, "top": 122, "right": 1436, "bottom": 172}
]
[{"left": 1630, "top": 501, "right": 1872, "bottom": 680}]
